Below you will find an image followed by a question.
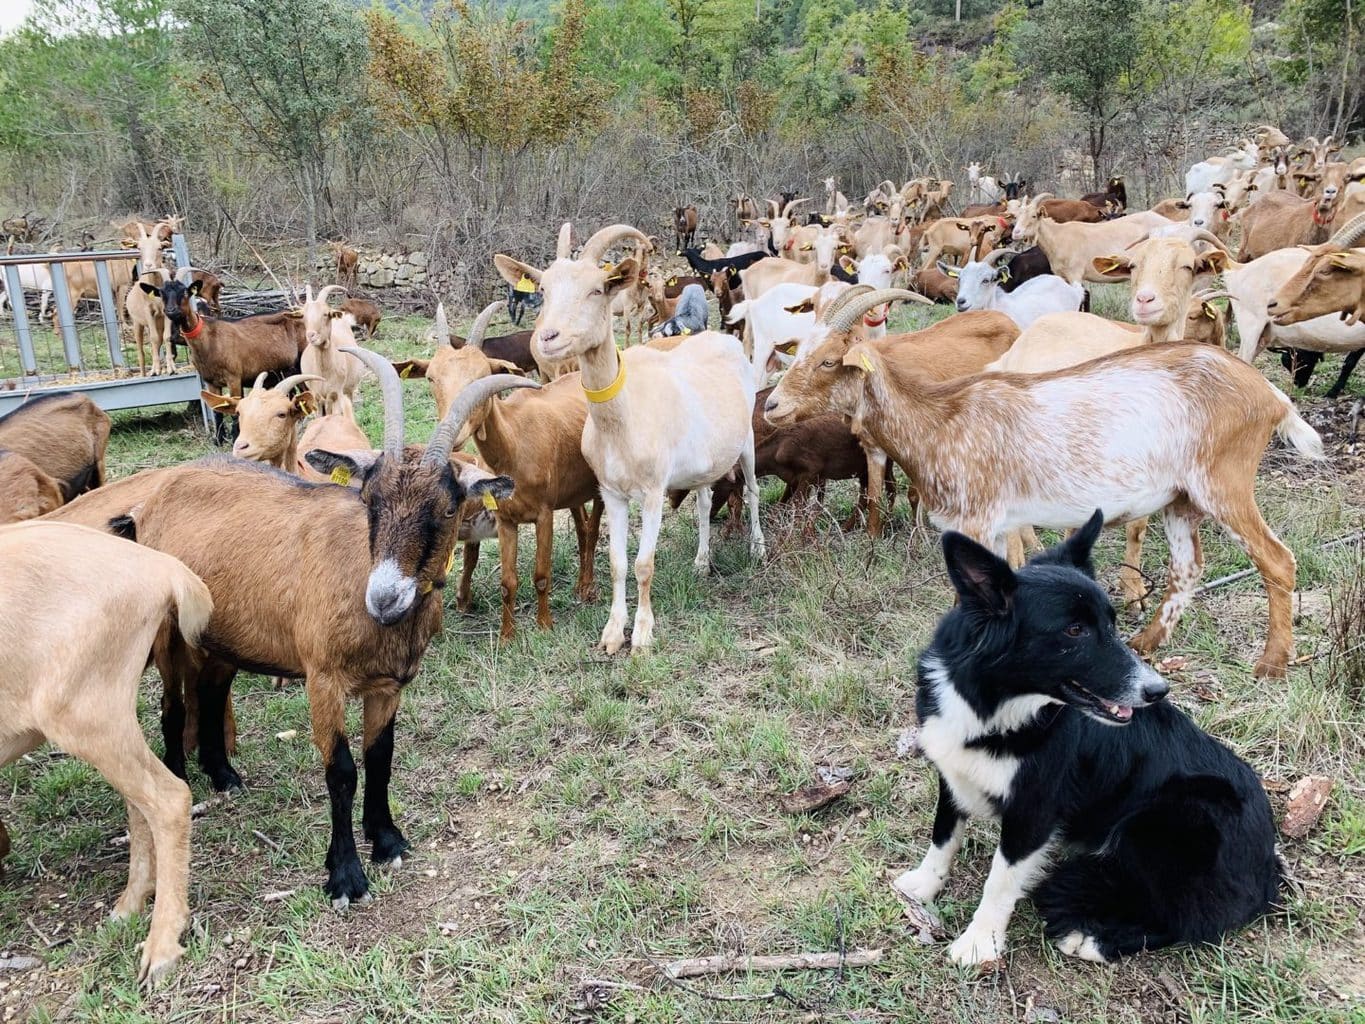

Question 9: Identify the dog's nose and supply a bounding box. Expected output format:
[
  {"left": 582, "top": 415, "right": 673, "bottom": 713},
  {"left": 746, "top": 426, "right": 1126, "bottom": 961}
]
[{"left": 1141, "top": 679, "right": 1170, "bottom": 704}]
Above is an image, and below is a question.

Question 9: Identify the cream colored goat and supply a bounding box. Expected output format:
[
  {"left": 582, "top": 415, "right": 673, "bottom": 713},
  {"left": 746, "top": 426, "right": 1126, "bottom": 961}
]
[
  {"left": 0, "top": 521, "right": 210, "bottom": 986},
  {"left": 496, "top": 223, "right": 764, "bottom": 655},
  {"left": 297, "top": 285, "right": 365, "bottom": 417},
  {"left": 1011, "top": 194, "right": 1172, "bottom": 283}
]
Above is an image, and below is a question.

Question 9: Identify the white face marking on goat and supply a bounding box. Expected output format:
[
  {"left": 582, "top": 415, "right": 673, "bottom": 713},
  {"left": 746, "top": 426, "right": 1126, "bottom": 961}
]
[
  {"left": 365, "top": 557, "right": 418, "bottom": 626},
  {"left": 533, "top": 259, "right": 618, "bottom": 361}
]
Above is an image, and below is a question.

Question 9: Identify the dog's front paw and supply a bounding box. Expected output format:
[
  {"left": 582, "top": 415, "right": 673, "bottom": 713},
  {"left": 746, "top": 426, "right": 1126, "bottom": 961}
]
[
  {"left": 1056, "top": 931, "right": 1109, "bottom": 963},
  {"left": 892, "top": 867, "right": 945, "bottom": 904},
  {"left": 949, "top": 922, "right": 1004, "bottom": 965}
]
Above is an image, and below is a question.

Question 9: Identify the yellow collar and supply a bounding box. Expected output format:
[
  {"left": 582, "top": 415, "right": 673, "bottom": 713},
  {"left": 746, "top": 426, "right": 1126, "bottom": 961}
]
[{"left": 583, "top": 354, "right": 626, "bottom": 403}]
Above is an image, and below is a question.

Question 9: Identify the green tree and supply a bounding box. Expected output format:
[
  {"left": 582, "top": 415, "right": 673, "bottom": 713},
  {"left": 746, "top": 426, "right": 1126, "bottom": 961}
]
[
  {"left": 176, "top": 0, "right": 369, "bottom": 272},
  {"left": 1012, "top": 0, "right": 1142, "bottom": 181}
]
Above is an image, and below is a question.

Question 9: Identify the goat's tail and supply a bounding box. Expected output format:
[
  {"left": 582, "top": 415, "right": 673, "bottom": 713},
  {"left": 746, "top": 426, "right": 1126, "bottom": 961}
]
[
  {"left": 169, "top": 565, "right": 214, "bottom": 646},
  {"left": 1271, "top": 387, "right": 1326, "bottom": 460}
]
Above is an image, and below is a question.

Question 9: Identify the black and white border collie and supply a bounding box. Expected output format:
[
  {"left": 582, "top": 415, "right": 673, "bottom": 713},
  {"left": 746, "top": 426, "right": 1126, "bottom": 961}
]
[{"left": 896, "top": 511, "right": 1281, "bottom": 965}]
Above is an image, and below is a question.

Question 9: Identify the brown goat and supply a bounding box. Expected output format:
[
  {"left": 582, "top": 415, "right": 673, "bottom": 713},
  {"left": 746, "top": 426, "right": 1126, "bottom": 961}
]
[
  {"left": 1038, "top": 198, "right": 1108, "bottom": 223},
  {"left": 0, "top": 391, "right": 110, "bottom": 500},
  {"left": 341, "top": 296, "right": 381, "bottom": 338},
  {"left": 101, "top": 350, "right": 531, "bottom": 907},
  {"left": 151, "top": 276, "right": 304, "bottom": 443},
  {"left": 911, "top": 265, "right": 959, "bottom": 303},
  {"left": 1238, "top": 164, "right": 1348, "bottom": 261},
  {"left": 706, "top": 385, "right": 895, "bottom": 530},
  {"left": 0, "top": 448, "right": 64, "bottom": 522},
  {"left": 333, "top": 243, "right": 360, "bottom": 290},
  {"left": 673, "top": 205, "right": 699, "bottom": 252},
  {"left": 1, "top": 521, "right": 209, "bottom": 986},
  {"left": 395, "top": 302, "right": 538, "bottom": 377},
  {"left": 407, "top": 301, "right": 603, "bottom": 638}
]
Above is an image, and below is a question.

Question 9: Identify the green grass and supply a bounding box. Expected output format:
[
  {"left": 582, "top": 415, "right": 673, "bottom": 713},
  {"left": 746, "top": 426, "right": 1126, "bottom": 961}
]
[{"left": 1, "top": 288, "right": 1363, "bottom": 1023}]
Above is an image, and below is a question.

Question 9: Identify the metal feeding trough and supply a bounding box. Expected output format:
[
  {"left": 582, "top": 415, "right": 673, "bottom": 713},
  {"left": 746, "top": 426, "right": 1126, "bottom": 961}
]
[{"left": 0, "top": 236, "right": 212, "bottom": 429}]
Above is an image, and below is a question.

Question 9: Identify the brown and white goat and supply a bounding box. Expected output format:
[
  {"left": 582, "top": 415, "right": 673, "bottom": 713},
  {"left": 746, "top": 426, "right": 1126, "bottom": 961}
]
[
  {"left": 101, "top": 350, "right": 532, "bottom": 906},
  {"left": 0, "top": 521, "right": 210, "bottom": 985},
  {"left": 0, "top": 391, "right": 109, "bottom": 500},
  {"left": 496, "top": 223, "right": 764, "bottom": 654},
  {"left": 1011, "top": 195, "right": 1171, "bottom": 283},
  {"left": 767, "top": 332, "right": 1323, "bottom": 678}
]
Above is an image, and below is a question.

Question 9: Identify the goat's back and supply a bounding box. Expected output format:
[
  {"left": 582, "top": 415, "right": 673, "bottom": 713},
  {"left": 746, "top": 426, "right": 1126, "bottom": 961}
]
[{"left": 0, "top": 391, "right": 110, "bottom": 500}]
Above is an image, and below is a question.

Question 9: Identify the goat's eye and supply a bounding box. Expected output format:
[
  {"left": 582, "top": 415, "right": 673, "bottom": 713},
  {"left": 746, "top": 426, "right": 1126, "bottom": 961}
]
[
  {"left": 591, "top": 288, "right": 604, "bottom": 296},
  {"left": 820, "top": 359, "right": 837, "bottom": 368},
  {"left": 276, "top": 411, "right": 287, "bottom": 419},
  {"left": 1064, "top": 623, "right": 1086, "bottom": 638}
]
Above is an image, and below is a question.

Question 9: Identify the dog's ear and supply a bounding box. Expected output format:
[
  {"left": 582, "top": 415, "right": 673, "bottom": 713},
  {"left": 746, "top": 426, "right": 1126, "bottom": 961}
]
[
  {"left": 942, "top": 531, "right": 1016, "bottom": 615},
  {"left": 1033, "top": 509, "right": 1104, "bottom": 577}
]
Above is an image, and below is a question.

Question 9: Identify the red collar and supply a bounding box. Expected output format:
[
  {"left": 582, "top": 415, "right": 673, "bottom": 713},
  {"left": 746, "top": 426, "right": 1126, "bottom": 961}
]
[
  {"left": 863, "top": 309, "right": 888, "bottom": 328},
  {"left": 182, "top": 315, "right": 204, "bottom": 340},
  {"left": 996, "top": 216, "right": 1010, "bottom": 232},
  {"left": 1312, "top": 207, "right": 1335, "bottom": 226}
]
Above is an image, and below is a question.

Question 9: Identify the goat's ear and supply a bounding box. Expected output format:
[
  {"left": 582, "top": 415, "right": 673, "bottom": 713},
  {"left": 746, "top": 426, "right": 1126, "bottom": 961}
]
[
  {"left": 841, "top": 343, "right": 879, "bottom": 374},
  {"left": 293, "top": 390, "right": 318, "bottom": 417},
  {"left": 392, "top": 359, "right": 429, "bottom": 379},
  {"left": 188, "top": 279, "right": 203, "bottom": 296},
  {"left": 304, "top": 448, "right": 378, "bottom": 482},
  {"left": 1030, "top": 509, "right": 1103, "bottom": 578},
  {"left": 138, "top": 281, "right": 160, "bottom": 295},
  {"left": 838, "top": 254, "right": 858, "bottom": 274},
  {"left": 1092, "top": 255, "right": 1133, "bottom": 278},
  {"left": 603, "top": 258, "right": 638, "bottom": 294},
  {"left": 1194, "top": 249, "right": 1227, "bottom": 275},
  {"left": 942, "top": 531, "right": 1016, "bottom": 615},
  {"left": 284, "top": 307, "right": 304, "bottom": 319},
  {"left": 494, "top": 254, "right": 541, "bottom": 288},
  {"left": 782, "top": 298, "right": 815, "bottom": 315},
  {"left": 773, "top": 339, "right": 801, "bottom": 356},
  {"left": 201, "top": 390, "right": 240, "bottom": 414},
  {"left": 456, "top": 460, "right": 515, "bottom": 502},
  {"left": 936, "top": 261, "right": 958, "bottom": 279},
  {"left": 488, "top": 358, "right": 525, "bottom": 375}
]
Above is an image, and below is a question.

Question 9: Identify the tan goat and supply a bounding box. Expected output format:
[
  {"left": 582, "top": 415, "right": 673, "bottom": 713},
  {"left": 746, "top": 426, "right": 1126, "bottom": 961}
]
[
  {"left": 496, "top": 223, "right": 764, "bottom": 655},
  {"left": 0, "top": 521, "right": 210, "bottom": 986},
  {"left": 0, "top": 448, "right": 64, "bottom": 522},
  {"left": 1010, "top": 194, "right": 1171, "bottom": 283}
]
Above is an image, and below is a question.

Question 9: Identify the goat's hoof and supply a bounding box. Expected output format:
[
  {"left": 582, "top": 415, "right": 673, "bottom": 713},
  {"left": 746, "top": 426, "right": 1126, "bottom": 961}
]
[
  {"left": 208, "top": 765, "right": 245, "bottom": 793},
  {"left": 137, "top": 941, "right": 185, "bottom": 989},
  {"left": 1253, "top": 655, "right": 1289, "bottom": 679},
  {"left": 324, "top": 859, "right": 370, "bottom": 907},
  {"left": 369, "top": 828, "right": 409, "bottom": 865}
]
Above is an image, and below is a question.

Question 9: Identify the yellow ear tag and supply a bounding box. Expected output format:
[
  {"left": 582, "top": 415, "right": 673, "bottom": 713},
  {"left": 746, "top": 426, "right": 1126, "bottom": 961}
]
[
  {"left": 330, "top": 466, "right": 351, "bottom": 485},
  {"left": 515, "top": 275, "right": 537, "bottom": 294},
  {"left": 681, "top": 327, "right": 692, "bottom": 335},
  {"left": 1328, "top": 253, "right": 1354, "bottom": 269},
  {"left": 860, "top": 352, "right": 876, "bottom": 373},
  {"left": 398, "top": 364, "right": 413, "bottom": 379},
  {"left": 482, "top": 491, "right": 499, "bottom": 511},
  {"left": 998, "top": 267, "right": 1010, "bottom": 283},
  {"left": 667, "top": 277, "right": 677, "bottom": 286},
  {"left": 602, "top": 262, "right": 615, "bottom": 272},
  {"left": 445, "top": 546, "right": 457, "bottom": 574},
  {"left": 1204, "top": 304, "right": 1216, "bottom": 319}
]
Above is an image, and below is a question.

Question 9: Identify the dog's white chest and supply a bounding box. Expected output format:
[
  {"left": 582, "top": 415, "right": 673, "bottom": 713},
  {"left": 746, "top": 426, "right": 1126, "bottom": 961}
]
[{"left": 918, "top": 662, "right": 1053, "bottom": 819}]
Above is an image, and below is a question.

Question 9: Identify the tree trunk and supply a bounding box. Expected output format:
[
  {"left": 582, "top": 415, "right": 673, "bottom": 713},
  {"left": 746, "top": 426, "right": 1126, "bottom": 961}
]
[{"left": 304, "top": 164, "right": 318, "bottom": 287}]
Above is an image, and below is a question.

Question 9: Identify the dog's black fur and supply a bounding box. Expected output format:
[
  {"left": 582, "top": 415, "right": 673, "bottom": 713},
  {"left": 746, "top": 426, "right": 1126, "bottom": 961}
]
[{"left": 913, "top": 510, "right": 1281, "bottom": 962}]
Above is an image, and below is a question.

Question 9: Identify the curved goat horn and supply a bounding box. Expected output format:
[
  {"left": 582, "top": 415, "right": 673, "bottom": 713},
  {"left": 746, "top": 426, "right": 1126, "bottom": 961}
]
[
  {"left": 556, "top": 222, "right": 573, "bottom": 259},
  {"left": 827, "top": 288, "right": 931, "bottom": 332},
  {"left": 175, "top": 266, "right": 200, "bottom": 285},
  {"left": 423, "top": 374, "right": 540, "bottom": 467},
  {"left": 819, "top": 284, "right": 874, "bottom": 324},
  {"left": 983, "top": 247, "right": 1014, "bottom": 267},
  {"left": 781, "top": 197, "right": 813, "bottom": 218},
  {"left": 314, "top": 284, "right": 347, "bottom": 305},
  {"left": 271, "top": 373, "right": 324, "bottom": 395},
  {"left": 1329, "top": 212, "right": 1365, "bottom": 247},
  {"left": 340, "top": 346, "right": 405, "bottom": 457},
  {"left": 467, "top": 300, "right": 506, "bottom": 351},
  {"left": 1187, "top": 228, "right": 1231, "bottom": 254},
  {"left": 251, "top": 372, "right": 270, "bottom": 391},
  {"left": 579, "top": 224, "right": 650, "bottom": 264}
]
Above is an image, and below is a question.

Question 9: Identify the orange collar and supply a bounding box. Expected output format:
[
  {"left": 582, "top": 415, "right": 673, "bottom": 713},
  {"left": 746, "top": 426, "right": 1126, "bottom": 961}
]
[
  {"left": 1312, "top": 207, "right": 1335, "bottom": 226},
  {"left": 182, "top": 315, "right": 204, "bottom": 340},
  {"left": 863, "top": 309, "right": 888, "bottom": 328}
]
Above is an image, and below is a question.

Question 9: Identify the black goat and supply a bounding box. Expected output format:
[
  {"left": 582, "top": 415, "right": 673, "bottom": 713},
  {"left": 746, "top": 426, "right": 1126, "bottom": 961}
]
[
  {"left": 1279, "top": 349, "right": 1363, "bottom": 398},
  {"left": 680, "top": 247, "right": 766, "bottom": 291}
]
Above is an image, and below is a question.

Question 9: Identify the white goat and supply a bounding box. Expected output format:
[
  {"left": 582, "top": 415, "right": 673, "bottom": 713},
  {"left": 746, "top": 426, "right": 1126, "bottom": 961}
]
[
  {"left": 948, "top": 250, "right": 1086, "bottom": 330},
  {"left": 0, "top": 262, "right": 53, "bottom": 320},
  {"left": 1185, "top": 141, "right": 1259, "bottom": 196},
  {"left": 967, "top": 162, "right": 1002, "bottom": 204},
  {"left": 495, "top": 223, "right": 764, "bottom": 655}
]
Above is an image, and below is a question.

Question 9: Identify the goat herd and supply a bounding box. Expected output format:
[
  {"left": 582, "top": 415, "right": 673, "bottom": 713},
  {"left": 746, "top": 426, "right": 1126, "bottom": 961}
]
[{"left": 0, "top": 122, "right": 1362, "bottom": 988}]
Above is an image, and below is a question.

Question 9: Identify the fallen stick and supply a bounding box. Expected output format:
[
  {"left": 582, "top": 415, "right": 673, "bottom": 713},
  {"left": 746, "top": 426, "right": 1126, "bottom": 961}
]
[
  {"left": 1196, "top": 530, "right": 1365, "bottom": 596},
  {"left": 664, "top": 949, "right": 882, "bottom": 980}
]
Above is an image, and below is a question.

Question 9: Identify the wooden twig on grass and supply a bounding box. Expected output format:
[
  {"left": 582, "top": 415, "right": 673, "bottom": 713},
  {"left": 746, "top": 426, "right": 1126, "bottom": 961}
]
[{"left": 663, "top": 949, "right": 883, "bottom": 980}]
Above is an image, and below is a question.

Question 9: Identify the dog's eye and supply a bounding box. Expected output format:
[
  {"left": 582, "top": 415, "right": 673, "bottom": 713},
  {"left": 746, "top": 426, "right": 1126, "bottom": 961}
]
[{"left": 1064, "top": 623, "right": 1086, "bottom": 638}]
